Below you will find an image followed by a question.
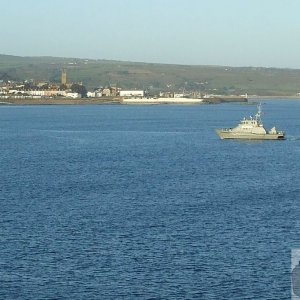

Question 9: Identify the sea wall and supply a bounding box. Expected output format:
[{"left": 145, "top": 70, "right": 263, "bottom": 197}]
[{"left": 122, "top": 97, "right": 204, "bottom": 104}]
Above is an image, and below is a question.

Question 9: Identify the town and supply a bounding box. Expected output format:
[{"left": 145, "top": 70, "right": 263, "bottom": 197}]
[
  {"left": 0, "top": 69, "right": 120, "bottom": 100},
  {"left": 0, "top": 69, "right": 249, "bottom": 104}
]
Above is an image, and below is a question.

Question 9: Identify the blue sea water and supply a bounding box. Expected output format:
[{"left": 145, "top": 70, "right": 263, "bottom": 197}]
[{"left": 0, "top": 100, "right": 300, "bottom": 299}]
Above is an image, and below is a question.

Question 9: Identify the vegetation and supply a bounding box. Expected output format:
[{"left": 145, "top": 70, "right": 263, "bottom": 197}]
[
  {"left": 70, "top": 83, "right": 87, "bottom": 97},
  {"left": 1, "top": 54, "right": 300, "bottom": 96}
]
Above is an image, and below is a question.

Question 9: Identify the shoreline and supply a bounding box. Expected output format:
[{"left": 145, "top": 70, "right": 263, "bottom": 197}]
[
  {"left": 0, "top": 97, "right": 122, "bottom": 106},
  {"left": 1, "top": 96, "right": 300, "bottom": 106},
  {"left": 249, "top": 95, "right": 300, "bottom": 100}
]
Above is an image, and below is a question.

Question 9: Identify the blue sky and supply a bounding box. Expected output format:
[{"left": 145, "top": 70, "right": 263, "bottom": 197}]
[{"left": 1, "top": 0, "right": 300, "bottom": 68}]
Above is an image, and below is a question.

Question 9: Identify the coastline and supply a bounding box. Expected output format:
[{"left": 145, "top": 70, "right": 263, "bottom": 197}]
[
  {"left": 1, "top": 96, "right": 300, "bottom": 106},
  {"left": 0, "top": 97, "right": 121, "bottom": 105}
]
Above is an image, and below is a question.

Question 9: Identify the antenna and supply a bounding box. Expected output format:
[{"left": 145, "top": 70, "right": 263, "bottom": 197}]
[{"left": 255, "top": 102, "right": 262, "bottom": 123}]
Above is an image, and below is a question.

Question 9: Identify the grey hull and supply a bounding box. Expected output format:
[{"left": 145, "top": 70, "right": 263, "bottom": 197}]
[{"left": 216, "top": 129, "right": 285, "bottom": 140}]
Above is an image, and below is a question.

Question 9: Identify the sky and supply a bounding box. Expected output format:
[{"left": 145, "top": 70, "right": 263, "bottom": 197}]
[{"left": 1, "top": 0, "right": 300, "bottom": 68}]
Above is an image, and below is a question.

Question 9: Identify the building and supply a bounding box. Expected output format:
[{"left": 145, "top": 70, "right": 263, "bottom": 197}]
[
  {"left": 66, "top": 92, "right": 81, "bottom": 98},
  {"left": 119, "top": 90, "right": 144, "bottom": 97},
  {"left": 87, "top": 91, "right": 96, "bottom": 98},
  {"left": 102, "top": 88, "right": 111, "bottom": 97},
  {"left": 61, "top": 69, "right": 67, "bottom": 85}
]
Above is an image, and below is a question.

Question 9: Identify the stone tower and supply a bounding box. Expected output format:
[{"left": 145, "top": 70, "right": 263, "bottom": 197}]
[{"left": 61, "top": 69, "right": 67, "bottom": 85}]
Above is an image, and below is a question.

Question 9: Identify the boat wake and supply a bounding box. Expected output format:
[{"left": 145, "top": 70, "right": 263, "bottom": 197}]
[{"left": 286, "top": 136, "right": 300, "bottom": 141}]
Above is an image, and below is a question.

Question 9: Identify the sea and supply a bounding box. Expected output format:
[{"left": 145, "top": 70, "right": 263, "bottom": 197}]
[{"left": 0, "top": 100, "right": 300, "bottom": 299}]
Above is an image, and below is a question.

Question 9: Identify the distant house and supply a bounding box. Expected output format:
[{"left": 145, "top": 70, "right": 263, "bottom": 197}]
[
  {"left": 66, "top": 92, "right": 81, "bottom": 99},
  {"left": 28, "top": 90, "right": 45, "bottom": 97},
  {"left": 37, "top": 82, "right": 48, "bottom": 88},
  {"left": 87, "top": 91, "right": 96, "bottom": 97},
  {"left": 88, "top": 89, "right": 103, "bottom": 98},
  {"left": 102, "top": 88, "right": 111, "bottom": 97}
]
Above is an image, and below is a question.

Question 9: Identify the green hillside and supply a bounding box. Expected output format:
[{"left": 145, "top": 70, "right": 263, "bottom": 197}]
[{"left": 1, "top": 54, "right": 300, "bottom": 96}]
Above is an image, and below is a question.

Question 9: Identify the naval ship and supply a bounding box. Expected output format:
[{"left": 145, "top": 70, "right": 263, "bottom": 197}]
[{"left": 216, "top": 103, "right": 285, "bottom": 140}]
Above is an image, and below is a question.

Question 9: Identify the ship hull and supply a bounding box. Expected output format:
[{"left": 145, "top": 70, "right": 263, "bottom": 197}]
[{"left": 216, "top": 129, "right": 285, "bottom": 140}]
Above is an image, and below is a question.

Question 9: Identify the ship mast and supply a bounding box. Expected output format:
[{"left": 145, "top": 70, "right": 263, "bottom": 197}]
[{"left": 255, "top": 103, "right": 262, "bottom": 124}]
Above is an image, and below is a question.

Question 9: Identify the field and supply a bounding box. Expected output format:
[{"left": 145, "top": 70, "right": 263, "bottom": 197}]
[{"left": 1, "top": 54, "right": 300, "bottom": 96}]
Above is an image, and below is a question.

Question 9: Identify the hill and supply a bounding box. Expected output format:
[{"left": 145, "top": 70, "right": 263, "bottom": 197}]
[{"left": 1, "top": 54, "right": 300, "bottom": 96}]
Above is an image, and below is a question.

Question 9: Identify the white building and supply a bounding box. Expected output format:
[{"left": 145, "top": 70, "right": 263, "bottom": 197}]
[
  {"left": 87, "top": 91, "right": 96, "bottom": 97},
  {"left": 28, "top": 90, "right": 45, "bottom": 96},
  {"left": 66, "top": 92, "right": 81, "bottom": 98},
  {"left": 119, "top": 90, "right": 144, "bottom": 97}
]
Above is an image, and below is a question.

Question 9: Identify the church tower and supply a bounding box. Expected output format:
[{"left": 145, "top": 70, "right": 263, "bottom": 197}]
[{"left": 61, "top": 69, "right": 67, "bottom": 85}]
